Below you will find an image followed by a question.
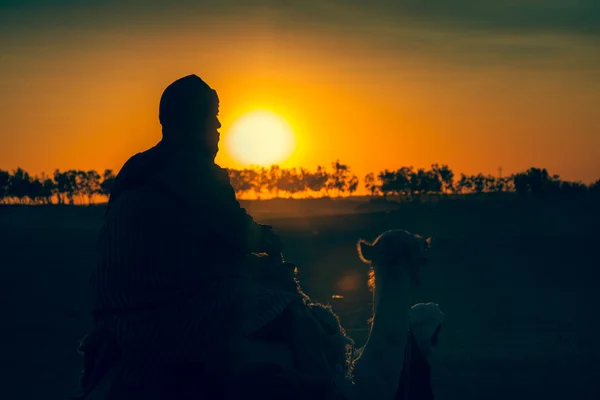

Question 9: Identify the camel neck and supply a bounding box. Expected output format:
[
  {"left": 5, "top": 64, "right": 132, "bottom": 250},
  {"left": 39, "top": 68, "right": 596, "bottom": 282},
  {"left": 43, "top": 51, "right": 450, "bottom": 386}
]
[
  {"left": 349, "top": 263, "right": 413, "bottom": 400},
  {"left": 371, "top": 265, "right": 412, "bottom": 319}
]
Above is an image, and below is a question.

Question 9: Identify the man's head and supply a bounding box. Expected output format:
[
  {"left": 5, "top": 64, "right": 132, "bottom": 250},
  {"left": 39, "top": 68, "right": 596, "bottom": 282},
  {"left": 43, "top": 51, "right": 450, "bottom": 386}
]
[{"left": 159, "top": 74, "right": 221, "bottom": 158}]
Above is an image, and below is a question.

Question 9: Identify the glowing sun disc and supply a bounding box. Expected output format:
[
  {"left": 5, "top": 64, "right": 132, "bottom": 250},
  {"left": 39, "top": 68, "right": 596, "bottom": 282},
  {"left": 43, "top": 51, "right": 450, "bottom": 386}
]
[{"left": 226, "top": 110, "right": 296, "bottom": 166}]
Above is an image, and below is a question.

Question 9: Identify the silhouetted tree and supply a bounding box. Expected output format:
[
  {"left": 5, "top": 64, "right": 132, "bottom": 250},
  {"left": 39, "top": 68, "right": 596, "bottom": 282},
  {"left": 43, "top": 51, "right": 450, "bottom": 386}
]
[
  {"left": 53, "top": 169, "right": 71, "bottom": 204},
  {"left": 7, "top": 168, "right": 31, "bottom": 203},
  {"left": 328, "top": 160, "right": 352, "bottom": 197},
  {"left": 304, "top": 165, "right": 329, "bottom": 196},
  {"left": 295, "top": 168, "right": 309, "bottom": 196},
  {"left": 431, "top": 164, "right": 454, "bottom": 196},
  {"left": 408, "top": 168, "right": 441, "bottom": 201},
  {"left": 39, "top": 173, "right": 55, "bottom": 204},
  {"left": 512, "top": 173, "right": 527, "bottom": 195},
  {"left": 408, "top": 169, "right": 422, "bottom": 199},
  {"left": 482, "top": 175, "right": 496, "bottom": 192},
  {"left": 470, "top": 173, "right": 486, "bottom": 194},
  {"left": 425, "top": 169, "right": 442, "bottom": 195},
  {"left": 0, "top": 169, "right": 9, "bottom": 203},
  {"left": 395, "top": 167, "right": 414, "bottom": 198},
  {"left": 377, "top": 170, "right": 396, "bottom": 198},
  {"left": 227, "top": 168, "right": 251, "bottom": 196},
  {"left": 348, "top": 174, "right": 359, "bottom": 196},
  {"left": 299, "top": 168, "right": 311, "bottom": 197},
  {"left": 558, "top": 181, "right": 588, "bottom": 195},
  {"left": 277, "top": 168, "right": 304, "bottom": 198},
  {"left": 512, "top": 167, "right": 560, "bottom": 197},
  {"left": 409, "top": 169, "right": 421, "bottom": 198},
  {"left": 364, "top": 172, "right": 380, "bottom": 197},
  {"left": 378, "top": 167, "right": 414, "bottom": 198},
  {"left": 455, "top": 173, "right": 472, "bottom": 194},
  {"left": 242, "top": 169, "right": 262, "bottom": 196},
  {"left": 80, "top": 170, "right": 101, "bottom": 204},
  {"left": 71, "top": 170, "right": 88, "bottom": 204},
  {"left": 491, "top": 176, "right": 512, "bottom": 192},
  {"left": 252, "top": 167, "right": 269, "bottom": 198},
  {"left": 503, "top": 177, "right": 515, "bottom": 192},
  {"left": 26, "top": 177, "right": 44, "bottom": 204},
  {"left": 100, "top": 169, "right": 116, "bottom": 197},
  {"left": 239, "top": 168, "right": 260, "bottom": 196},
  {"left": 590, "top": 180, "right": 600, "bottom": 195},
  {"left": 267, "top": 165, "right": 282, "bottom": 197}
]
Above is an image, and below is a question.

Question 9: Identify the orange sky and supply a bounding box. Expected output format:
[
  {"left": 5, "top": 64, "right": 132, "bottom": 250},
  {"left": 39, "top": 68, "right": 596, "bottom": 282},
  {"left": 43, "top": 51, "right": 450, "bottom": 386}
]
[{"left": 1, "top": 0, "right": 599, "bottom": 183}]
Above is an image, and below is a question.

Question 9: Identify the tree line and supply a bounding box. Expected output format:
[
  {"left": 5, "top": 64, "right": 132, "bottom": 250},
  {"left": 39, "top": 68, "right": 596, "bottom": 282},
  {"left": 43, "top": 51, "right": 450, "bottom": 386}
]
[
  {"left": 0, "top": 168, "right": 116, "bottom": 205},
  {"left": 1, "top": 162, "right": 599, "bottom": 205}
]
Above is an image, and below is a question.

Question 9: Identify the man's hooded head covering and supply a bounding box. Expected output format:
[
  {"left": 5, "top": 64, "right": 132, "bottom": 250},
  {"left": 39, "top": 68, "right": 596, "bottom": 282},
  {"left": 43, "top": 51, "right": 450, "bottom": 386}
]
[{"left": 158, "top": 74, "right": 219, "bottom": 140}]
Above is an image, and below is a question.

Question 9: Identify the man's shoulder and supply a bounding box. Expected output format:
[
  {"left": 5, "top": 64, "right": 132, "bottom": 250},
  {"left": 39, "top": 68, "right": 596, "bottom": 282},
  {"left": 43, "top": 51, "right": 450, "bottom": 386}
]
[
  {"left": 108, "top": 185, "right": 160, "bottom": 212},
  {"left": 190, "top": 160, "right": 231, "bottom": 185},
  {"left": 119, "top": 144, "right": 163, "bottom": 172},
  {"left": 212, "top": 163, "right": 231, "bottom": 181}
]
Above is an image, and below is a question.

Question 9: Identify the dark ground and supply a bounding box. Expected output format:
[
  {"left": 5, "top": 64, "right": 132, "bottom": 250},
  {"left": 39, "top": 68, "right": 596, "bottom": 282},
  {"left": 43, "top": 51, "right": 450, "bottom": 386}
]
[{"left": 1, "top": 196, "right": 599, "bottom": 399}]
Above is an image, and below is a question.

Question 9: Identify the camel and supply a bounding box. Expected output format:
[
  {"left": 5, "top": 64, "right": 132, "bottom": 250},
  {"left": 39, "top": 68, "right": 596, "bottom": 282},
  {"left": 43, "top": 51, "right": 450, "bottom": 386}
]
[
  {"left": 336, "top": 229, "right": 436, "bottom": 400},
  {"left": 78, "top": 229, "right": 443, "bottom": 400}
]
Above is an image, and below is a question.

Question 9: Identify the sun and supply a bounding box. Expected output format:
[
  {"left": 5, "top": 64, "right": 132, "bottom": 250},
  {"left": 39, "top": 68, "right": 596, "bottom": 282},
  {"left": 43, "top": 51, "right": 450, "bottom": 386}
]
[{"left": 225, "top": 110, "right": 296, "bottom": 166}]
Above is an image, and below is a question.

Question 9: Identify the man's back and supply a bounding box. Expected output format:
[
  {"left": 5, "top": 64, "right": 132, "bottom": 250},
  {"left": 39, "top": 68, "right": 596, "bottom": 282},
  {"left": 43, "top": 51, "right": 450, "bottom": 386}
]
[{"left": 90, "top": 144, "right": 299, "bottom": 383}]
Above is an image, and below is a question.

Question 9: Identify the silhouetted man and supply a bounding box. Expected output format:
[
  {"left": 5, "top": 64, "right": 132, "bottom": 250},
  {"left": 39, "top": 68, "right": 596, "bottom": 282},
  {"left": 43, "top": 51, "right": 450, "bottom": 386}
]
[{"left": 85, "top": 75, "right": 319, "bottom": 397}]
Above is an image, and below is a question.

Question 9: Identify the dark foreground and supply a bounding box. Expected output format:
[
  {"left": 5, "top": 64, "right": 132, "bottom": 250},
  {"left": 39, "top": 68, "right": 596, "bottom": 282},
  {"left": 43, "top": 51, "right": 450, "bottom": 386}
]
[{"left": 1, "top": 197, "right": 599, "bottom": 399}]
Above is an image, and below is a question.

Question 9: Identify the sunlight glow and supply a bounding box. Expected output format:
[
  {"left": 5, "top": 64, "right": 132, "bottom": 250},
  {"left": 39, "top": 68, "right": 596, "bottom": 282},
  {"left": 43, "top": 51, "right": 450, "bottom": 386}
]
[{"left": 225, "top": 110, "right": 296, "bottom": 166}]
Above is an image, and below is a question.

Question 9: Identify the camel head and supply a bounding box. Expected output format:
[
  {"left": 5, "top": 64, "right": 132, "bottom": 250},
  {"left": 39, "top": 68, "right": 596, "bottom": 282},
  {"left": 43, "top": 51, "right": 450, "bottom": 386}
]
[{"left": 356, "top": 229, "right": 431, "bottom": 288}]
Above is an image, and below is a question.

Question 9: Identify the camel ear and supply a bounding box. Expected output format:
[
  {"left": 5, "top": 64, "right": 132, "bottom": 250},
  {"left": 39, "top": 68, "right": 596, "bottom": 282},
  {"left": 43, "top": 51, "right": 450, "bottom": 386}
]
[{"left": 357, "top": 239, "right": 375, "bottom": 263}]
